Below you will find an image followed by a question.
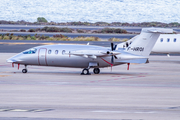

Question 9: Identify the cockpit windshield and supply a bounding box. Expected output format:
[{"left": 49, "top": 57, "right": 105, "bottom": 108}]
[{"left": 23, "top": 48, "right": 37, "bottom": 54}]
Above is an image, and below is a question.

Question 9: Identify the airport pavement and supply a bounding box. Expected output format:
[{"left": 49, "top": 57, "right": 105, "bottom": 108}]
[{"left": 0, "top": 53, "right": 180, "bottom": 120}]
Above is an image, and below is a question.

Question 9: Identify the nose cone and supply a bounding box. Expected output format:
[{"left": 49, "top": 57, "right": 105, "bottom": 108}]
[
  {"left": 7, "top": 58, "right": 16, "bottom": 63},
  {"left": 6, "top": 53, "right": 23, "bottom": 63}
]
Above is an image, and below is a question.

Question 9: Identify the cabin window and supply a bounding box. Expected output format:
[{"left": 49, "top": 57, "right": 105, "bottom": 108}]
[
  {"left": 55, "top": 50, "right": 58, "bottom": 54},
  {"left": 160, "top": 38, "right": 163, "bottom": 42},
  {"left": 23, "top": 48, "right": 37, "bottom": 54},
  {"left": 174, "top": 38, "right": 177, "bottom": 42},
  {"left": 62, "top": 50, "right": 66, "bottom": 55},
  {"left": 167, "top": 38, "right": 170, "bottom": 42},
  {"left": 48, "top": 50, "right": 52, "bottom": 54}
]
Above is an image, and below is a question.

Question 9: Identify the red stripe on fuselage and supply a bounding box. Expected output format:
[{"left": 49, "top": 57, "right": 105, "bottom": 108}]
[{"left": 101, "top": 58, "right": 113, "bottom": 66}]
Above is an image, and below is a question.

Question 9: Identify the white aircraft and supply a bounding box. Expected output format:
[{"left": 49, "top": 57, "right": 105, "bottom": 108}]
[
  {"left": 7, "top": 28, "right": 173, "bottom": 75},
  {"left": 152, "top": 34, "right": 180, "bottom": 54},
  {"left": 118, "top": 34, "right": 180, "bottom": 55}
]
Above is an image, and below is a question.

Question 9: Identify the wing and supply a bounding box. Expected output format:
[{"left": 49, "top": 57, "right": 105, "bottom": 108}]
[{"left": 66, "top": 49, "right": 121, "bottom": 59}]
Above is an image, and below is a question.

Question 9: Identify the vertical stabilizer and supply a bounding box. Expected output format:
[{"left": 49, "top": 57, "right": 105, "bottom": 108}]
[{"left": 125, "top": 28, "right": 173, "bottom": 57}]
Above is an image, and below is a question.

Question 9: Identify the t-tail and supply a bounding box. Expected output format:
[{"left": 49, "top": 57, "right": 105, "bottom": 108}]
[
  {"left": 124, "top": 28, "right": 173, "bottom": 57},
  {"left": 116, "top": 28, "right": 173, "bottom": 64}
]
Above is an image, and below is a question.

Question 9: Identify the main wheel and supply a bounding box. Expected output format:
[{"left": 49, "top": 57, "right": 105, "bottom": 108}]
[
  {"left": 22, "top": 69, "right": 27, "bottom": 73},
  {"left": 93, "top": 68, "right": 100, "bottom": 74},
  {"left": 81, "top": 69, "right": 90, "bottom": 75}
]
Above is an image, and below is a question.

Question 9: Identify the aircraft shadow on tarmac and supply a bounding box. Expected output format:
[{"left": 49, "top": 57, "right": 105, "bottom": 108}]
[{"left": 10, "top": 70, "right": 147, "bottom": 77}]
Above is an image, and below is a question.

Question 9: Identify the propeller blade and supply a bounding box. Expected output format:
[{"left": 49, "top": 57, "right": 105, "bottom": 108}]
[
  {"left": 111, "top": 42, "right": 114, "bottom": 51},
  {"left": 110, "top": 43, "right": 117, "bottom": 65},
  {"left": 114, "top": 45, "right": 117, "bottom": 50},
  {"left": 111, "top": 56, "right": 114, "bottom": 64},
  {"left": 114, "top": 55, "right": 118, "bottom": 59}
]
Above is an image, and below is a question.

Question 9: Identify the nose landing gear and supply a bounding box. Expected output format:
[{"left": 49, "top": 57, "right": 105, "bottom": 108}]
[
  {"left": 22, "top": 69, "right": 28, "bottom": 73},
  {"left": 22, "top": 65, "right": 28, "bottom": 73}
]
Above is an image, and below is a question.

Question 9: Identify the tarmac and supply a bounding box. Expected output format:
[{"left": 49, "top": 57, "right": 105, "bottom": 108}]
[{"left": 0, "top": 53, "right": 180, "bottom": 120}]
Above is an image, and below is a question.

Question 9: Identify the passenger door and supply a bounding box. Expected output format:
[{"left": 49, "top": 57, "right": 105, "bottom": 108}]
[{"left": 38, "top": 48, "right": 47, "bottom": 65}]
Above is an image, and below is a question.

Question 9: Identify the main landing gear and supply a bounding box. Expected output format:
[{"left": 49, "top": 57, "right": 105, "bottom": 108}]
[
  {"left": 81, "top": 68, "right": 90, "bottom": 75},
  {"left": 93, "top": 68, "right": 100, "bottom": 74},
  {"left": 22, "top": 65, "right": 28, "bottom": 73},
  {"left": 81, "top": 68, "right": 100, "bottom": 75}
]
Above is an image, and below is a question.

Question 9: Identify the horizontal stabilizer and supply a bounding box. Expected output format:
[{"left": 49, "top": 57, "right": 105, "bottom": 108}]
[
  {"left": 117, "top": 58, "right": 148, "bottom": 64},
  {"left": 142, "top": 28, "right": 173, "bottom": 33}
]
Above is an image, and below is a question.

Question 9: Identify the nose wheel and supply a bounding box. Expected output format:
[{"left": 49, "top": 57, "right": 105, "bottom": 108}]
[
  {"left": 22, "top": 69, "right": 28, "bottom": 73},
  {"left": 22, "top": 65, "right": 28, "bottom": 73}
]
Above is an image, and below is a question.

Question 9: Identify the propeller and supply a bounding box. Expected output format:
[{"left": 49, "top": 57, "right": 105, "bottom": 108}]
[{"left": 107, "top": 42, "right": 118, "bottom": 65}]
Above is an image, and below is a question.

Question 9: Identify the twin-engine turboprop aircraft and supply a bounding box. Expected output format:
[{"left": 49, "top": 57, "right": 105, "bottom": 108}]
[{"left": 7, "top": 28, "right": 173, "bottom": 75}]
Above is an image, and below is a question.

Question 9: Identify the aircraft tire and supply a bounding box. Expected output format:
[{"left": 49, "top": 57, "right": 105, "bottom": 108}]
[
  {"left": 81, "top": 69, "right": 90, "bottom": 75},
  {"left": 22, "top": 69, "right": 27, "bottom": 73},
  {"left": 93, "top": 68, "right": 100, "bottom": 74}
]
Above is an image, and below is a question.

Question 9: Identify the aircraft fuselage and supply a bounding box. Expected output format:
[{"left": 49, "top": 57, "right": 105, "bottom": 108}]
[
  {"left": 152, "top": 34, "right": 180, "bottom": 54},
  {"left": 10, "top": 44, "right": 122, "bottom": 68}
]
